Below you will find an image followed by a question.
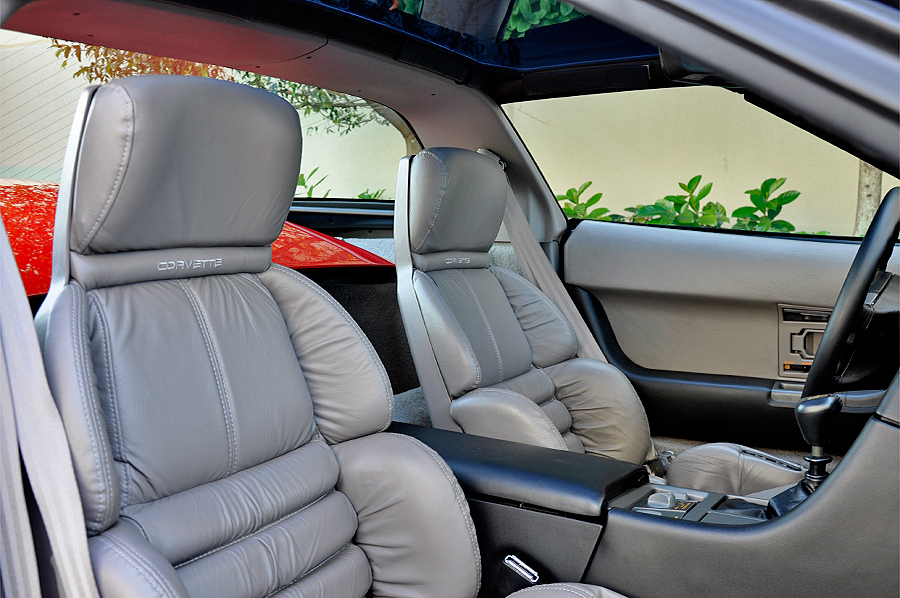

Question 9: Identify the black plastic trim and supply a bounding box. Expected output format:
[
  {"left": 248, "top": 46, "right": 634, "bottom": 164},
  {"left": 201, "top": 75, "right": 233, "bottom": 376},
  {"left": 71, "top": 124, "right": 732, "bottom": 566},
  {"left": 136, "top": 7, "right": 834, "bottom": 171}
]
[
  {"left": 287, "top": 200, "right": 394, "bottom": 234},
  {"left": 563, "top": 215, "right": 877, "bottom": 244},
  {"left": 388, "top": 422, "right": 647, "bottom": 519},
  {"left": 568, "top": 286, "right": 869, "bottom": 452}
]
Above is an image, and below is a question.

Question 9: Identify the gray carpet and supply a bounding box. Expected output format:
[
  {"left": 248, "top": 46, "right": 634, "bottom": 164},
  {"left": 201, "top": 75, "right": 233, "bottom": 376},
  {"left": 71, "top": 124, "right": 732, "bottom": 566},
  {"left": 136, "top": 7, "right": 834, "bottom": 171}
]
[{"left": 393, "top": 386, "right": 431, "bottom": 427}]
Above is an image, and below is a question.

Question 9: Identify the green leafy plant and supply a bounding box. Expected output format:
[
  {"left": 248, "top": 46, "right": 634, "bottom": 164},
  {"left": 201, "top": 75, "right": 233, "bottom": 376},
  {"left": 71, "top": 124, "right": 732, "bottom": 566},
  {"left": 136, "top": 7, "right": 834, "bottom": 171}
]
[
  {"left": 357, "top": 188, "right": 388, "bottom": 200},
  {"left": 235, "top": 72, "right": 390, "bottom": 136},
  {"left": 51, "top": 40, "right": 232, "bottom": 82},
  {"left": 503, "top": 0, "right": 584, "bottom": 40},
  {"left": 731, "top": 178, "right": 799, "bottom": 232},
  {"left": 297, "top": 168, "right": 330, "bottom": 198},
  {"left": 556, "top": 181, "right": 611, "bottom": 220},
  {"left": 556, "top": 175, "right": 820, "bottom": 235},
  {"left": 625, "top": 175, "right": 727, "bottom": 228},
  {"left": 393, "top": 0, "right": 423, "bottom": 15}
]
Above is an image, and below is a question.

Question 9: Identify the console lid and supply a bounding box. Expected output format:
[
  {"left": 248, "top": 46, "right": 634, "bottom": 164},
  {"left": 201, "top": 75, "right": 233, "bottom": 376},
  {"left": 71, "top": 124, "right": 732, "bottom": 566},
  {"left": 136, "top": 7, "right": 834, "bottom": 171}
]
[{"left": 389, "top": 422, "right": 647, "bottom": 518}]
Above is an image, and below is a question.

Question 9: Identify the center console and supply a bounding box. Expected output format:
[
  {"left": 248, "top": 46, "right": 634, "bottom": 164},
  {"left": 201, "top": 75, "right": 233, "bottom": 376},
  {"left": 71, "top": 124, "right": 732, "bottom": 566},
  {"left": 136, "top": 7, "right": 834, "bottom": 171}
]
[
  {"left": 609, "top": 484, "right": 770, "bottom": 525},
  {"left": 389, "top": 422, "right": 774, "bottom": 596},
  {"left": 389, "top": 385, "right": 899, "bottom": 598}
]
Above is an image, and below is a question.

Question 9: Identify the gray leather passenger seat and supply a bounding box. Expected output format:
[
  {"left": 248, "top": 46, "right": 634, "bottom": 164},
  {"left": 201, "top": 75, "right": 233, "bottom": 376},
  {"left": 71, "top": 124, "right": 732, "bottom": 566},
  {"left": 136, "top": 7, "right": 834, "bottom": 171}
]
[
  {"left": 37, "top": 75, "right": 627, "bottom": 598},
  {"left": 394, "top": 147, "right": 806, "bottom": 496}
]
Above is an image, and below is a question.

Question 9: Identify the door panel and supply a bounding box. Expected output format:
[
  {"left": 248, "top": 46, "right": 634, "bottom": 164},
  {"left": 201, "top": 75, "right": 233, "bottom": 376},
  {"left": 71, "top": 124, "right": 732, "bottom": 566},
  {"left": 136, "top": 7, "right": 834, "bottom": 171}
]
[
  {"left": 563, "top": 220, "right": 899, "bottom": 451},
  {"left": 565, "top": 221, "right": 900, "bottom": 379}
]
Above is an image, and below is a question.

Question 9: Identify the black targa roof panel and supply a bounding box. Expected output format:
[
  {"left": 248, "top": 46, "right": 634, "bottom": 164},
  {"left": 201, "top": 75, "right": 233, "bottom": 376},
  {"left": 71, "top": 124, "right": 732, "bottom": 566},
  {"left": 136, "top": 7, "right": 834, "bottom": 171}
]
[{"left": 293, "top": 0, "right": 658, "bottom": 71}]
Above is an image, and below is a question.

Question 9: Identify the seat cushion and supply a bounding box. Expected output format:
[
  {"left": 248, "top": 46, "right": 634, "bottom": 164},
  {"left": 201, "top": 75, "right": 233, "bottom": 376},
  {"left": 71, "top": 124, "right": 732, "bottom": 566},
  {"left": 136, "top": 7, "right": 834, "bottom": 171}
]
[
  {"left": 334, "top": 432, "right": 481, "bottom": 598},
  {"left": 666, "top": 443, "right": 805, "bottom": 495},
  {"left": 507, "top": 583, "right": 629, "bottom": 598}
]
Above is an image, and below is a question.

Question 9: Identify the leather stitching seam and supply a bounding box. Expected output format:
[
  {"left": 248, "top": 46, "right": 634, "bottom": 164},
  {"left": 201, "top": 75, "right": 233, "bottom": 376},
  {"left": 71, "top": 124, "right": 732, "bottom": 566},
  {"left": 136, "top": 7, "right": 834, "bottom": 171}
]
[
  {"left": 385, "top": 433, "right": 482, "bottom": 592},
  {"left": 412, "top": 149, "right": 448, "bottom": 254},
  {"left": 97, "top": 534, "right": 179, "bottom": 598},
  {"left": 174, "top": 490, "right": 333, "bottom": 569},
  {"left": 262, "top": 543, "right": 360, "bottom": 598},
  {"left": 421, "top": 272, "right": 481, "bottom": 390},
  {"left": 76, "top": 84, "right": 134, "bottom": 253},
  {"left": 178, "top": 280, "right": 236, "bottom": 476},
  {"left": 510, "top": 584, "right": 596, "bottom": 598},
  {"left": 71, "top": 285, "right": 113, "bottom": 532},
  {"left": 88, "top": 292, "right": 130, "bottom": 507},
  {"left": 453, "top": 270, "right": 504, "bottom": 382}
]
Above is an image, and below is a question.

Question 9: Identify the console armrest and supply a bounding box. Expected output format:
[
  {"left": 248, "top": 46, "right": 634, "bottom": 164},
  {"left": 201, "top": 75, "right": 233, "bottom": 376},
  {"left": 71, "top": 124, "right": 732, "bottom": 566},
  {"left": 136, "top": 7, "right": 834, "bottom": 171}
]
[{"left": 388, "top": 422, "right": 647, "bottom": 518}]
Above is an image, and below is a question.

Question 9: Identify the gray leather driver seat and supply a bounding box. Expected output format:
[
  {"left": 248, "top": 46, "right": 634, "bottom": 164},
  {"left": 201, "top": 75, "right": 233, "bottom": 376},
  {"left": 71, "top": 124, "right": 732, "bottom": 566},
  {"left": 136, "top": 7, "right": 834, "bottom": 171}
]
[
  {"left": 394, "top": 147, "right": 806, "bottom": 496},
  {"left": 37, "top": 76, "right": 627, "bottom": 598}
]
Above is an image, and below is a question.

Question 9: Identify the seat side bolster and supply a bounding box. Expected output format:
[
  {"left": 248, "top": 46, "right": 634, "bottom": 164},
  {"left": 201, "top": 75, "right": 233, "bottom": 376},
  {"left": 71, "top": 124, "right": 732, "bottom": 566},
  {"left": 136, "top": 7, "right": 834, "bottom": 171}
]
[
  {"left": 43, "top": 282, "right": 120, "bottom": 535},
  {"left": 543, "top": 359, "right": 653, "bottom": 465},
  {"left": 90, "top": 520, "right": 189, "bottom": 598},
  {"left": 259, "top": 265, "right": 393, "bottom": 444},
  {"left": 449, "top": 388, "right": 570, "bottom": 451},
  {"left": 333, "top": 433, "right": 480, "bottom": 598}
]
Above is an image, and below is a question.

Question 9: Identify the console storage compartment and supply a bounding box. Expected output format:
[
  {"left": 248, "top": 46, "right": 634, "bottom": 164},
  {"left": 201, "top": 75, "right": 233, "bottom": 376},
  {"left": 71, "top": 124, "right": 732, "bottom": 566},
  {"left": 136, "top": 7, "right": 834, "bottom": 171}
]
[{"left": 388, "top": 422, "right": 647, "bottom": 596}]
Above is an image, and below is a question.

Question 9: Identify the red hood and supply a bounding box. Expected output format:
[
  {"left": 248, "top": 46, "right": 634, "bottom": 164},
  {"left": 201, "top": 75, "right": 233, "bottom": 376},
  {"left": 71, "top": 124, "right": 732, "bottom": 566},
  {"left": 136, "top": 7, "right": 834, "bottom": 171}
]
[{"left": 0, "top": 180, "right": 392, "bottom": 296}]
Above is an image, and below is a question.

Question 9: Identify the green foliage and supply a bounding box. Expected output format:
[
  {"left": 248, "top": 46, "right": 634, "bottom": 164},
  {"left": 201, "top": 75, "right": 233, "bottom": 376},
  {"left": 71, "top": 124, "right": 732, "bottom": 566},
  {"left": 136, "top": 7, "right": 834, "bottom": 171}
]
[
  {"left": 503, "top": 0, "right": 584, "bottom": 40},
  {"left": 357, "top": 188, "right": 389, "bottom": 200},
  {"left": 51, "top": 40, "right": 232, "bottom": 82},
  {"left": 50, "top": 40, "right": 389, "bottom": 138},
  {"left": 556, "top": 181, "right": 611, "bottom": 220},
  {"left": 234, "top": 72, "right": 389, "bottom": 136},
  {"left": 731, "top": 178, "right": 800, "bottom": 232},
  {"left": 625, "top": 175, "right": 727, "bottom": 228},
  {"left": 558, "top": 175, "right": 819, "bottom": 235},
  {"left": 394, "top": 0, "right": 423, "bottom": 15},
  {"left": 297, "top": 168, "right": 330, "bottom": 198}
]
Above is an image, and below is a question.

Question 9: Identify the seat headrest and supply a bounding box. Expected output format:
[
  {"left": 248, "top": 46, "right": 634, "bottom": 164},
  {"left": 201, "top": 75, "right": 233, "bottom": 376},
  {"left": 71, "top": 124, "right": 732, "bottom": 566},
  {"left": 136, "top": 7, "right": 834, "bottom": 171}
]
[
  {"left": 70, "top": 75, "right": 302, "bottom": 255},
  {"left": 408, "top": 148, "right": 508, "bottom": 260}
]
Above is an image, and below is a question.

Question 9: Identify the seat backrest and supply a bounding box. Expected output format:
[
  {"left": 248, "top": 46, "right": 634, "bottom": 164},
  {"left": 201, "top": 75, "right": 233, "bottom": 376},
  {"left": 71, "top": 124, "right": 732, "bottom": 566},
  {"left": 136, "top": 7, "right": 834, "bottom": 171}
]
[
  {"left": 394, "top": 147, "right": 652, "bottom": 464},
  {"left": 38, "top": 77, "right": 479, "bottom": 598}
]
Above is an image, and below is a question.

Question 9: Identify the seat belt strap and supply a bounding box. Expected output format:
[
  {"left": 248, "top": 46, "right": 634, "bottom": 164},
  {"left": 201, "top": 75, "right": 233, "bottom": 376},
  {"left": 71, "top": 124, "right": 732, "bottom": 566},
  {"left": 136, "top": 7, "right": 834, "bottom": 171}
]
[
  {"left": 492, "top": 165, "right": 608, "bottom": 364},
  {"left": 0, "top": 216, "right": 101, "bottom": 598},
  {"left": 0, "top": 341, "right": 41, "bottom": 598},
  {"left": 479, "top": 150, "right": 658, "bottom": 464},
  {"left": 502, "top": 187, "right": 660, "bottom": 464}
]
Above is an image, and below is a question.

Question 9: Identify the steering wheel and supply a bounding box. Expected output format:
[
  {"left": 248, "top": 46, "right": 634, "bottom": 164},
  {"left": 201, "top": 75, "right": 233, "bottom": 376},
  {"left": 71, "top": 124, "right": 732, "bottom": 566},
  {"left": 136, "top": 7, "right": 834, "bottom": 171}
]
[{"left": 803, "top": 187, "right": 899, "bottom": 398}]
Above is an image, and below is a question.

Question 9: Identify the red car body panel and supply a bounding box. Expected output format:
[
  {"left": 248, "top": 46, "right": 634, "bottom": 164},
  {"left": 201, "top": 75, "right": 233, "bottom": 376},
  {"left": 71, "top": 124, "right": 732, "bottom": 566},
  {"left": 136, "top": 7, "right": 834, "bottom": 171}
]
[{"left": 0, "top": 181, "right": 392, "bottom": 296}]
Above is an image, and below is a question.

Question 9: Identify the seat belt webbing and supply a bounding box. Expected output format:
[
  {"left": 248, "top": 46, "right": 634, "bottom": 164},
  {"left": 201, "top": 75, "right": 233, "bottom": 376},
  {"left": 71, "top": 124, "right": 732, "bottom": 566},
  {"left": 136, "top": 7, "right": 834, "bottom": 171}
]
[
  {"left": 484, "top": 151, "right": 658, "bottom": 464},
  {"left": 0, "top": 217, "right": 101, "bottom": 598},
  {"left": 501, "top": 184, "right": 609, "bottom": 364}
]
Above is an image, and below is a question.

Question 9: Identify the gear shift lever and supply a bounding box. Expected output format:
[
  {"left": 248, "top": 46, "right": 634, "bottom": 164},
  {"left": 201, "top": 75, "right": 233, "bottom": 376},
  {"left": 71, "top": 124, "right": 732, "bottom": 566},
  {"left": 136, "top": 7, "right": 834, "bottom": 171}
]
[
  {"left": 796, "top": 393, "right": 843, "bottom": 490},
  {"left": 767, "top": 393, "right": 843, "bottom": 518}
]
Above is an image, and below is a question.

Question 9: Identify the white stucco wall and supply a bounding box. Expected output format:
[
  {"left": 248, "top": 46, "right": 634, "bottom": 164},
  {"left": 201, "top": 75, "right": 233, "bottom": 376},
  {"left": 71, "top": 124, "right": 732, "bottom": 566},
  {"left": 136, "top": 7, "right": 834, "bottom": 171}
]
[
  {"left": 506, "top": 87, "right": 899, "bottom": 237},
  {"left": 300, "top": 119, "right": 406, "bottom": 200}
]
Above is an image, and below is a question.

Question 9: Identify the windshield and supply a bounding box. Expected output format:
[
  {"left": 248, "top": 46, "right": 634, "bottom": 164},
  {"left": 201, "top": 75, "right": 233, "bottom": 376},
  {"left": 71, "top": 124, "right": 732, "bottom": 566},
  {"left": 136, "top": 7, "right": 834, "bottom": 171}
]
[{"left": 299, "top": 0, "right": 657, "bottom": 70}]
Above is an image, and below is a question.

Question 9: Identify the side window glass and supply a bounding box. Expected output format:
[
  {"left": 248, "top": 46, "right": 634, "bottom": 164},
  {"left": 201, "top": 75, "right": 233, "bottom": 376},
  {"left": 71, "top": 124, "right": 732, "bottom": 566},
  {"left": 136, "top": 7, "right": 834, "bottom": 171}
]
[{"left": 504, "top": 87, "right": 899, "bottom": 237}]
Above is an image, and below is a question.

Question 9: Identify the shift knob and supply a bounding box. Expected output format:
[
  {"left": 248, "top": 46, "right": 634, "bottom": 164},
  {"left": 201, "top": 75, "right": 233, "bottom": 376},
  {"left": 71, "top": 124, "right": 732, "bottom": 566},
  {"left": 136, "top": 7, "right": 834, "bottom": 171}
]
[{"left": 796, "top": 394, "right": 843, "bottom": 449}]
